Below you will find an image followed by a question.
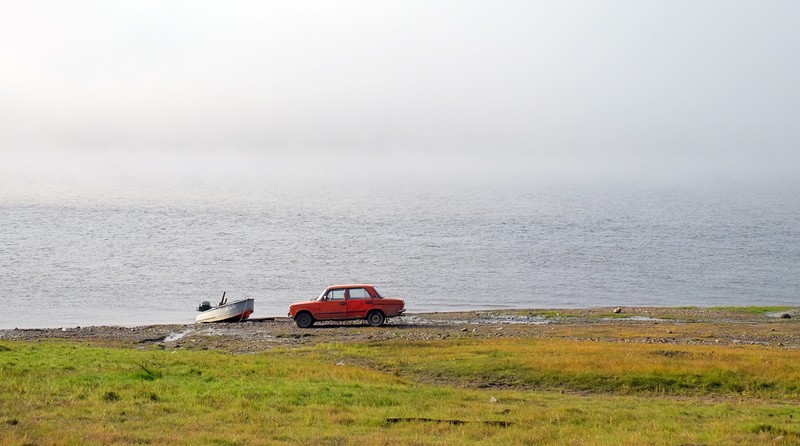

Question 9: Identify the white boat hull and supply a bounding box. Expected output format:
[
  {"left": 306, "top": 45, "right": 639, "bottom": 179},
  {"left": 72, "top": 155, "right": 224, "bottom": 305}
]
[{"left": 196, "top": 298, "right": 255, "bottom": 323}]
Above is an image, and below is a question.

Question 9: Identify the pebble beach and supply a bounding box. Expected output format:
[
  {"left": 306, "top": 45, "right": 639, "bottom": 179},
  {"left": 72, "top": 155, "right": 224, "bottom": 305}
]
[{"left": 2, "top": 307, "right": 797, "bottom": 353}]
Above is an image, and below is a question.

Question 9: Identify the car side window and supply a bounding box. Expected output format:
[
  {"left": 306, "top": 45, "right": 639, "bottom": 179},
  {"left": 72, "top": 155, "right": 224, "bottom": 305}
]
[
  {"left": 348, "top": 288, "right": 369, "bottom": 299},
  {"left": 327, "top": 289, "right": 345, "bottom": 300}
]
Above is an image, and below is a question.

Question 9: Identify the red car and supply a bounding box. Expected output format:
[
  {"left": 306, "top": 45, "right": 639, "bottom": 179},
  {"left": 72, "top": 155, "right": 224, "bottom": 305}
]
[{"left": 288, "top": 284, "right": 405, "bottom": 328}]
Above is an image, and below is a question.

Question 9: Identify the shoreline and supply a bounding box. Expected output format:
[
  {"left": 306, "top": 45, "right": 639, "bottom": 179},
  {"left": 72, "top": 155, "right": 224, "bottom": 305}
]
[{"left": 1, "top": 306, "right": 797, "bottom": 352}]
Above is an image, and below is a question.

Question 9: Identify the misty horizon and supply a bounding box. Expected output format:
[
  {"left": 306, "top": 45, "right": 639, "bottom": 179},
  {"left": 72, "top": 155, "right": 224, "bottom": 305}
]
[{"left": 2, "top": 1, "right": 800, "bottom": 194}]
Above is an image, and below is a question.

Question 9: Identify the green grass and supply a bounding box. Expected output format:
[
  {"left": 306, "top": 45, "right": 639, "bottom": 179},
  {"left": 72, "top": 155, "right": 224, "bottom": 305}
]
[
  {"left": 490, "top": 306, "right": 796, "bottom": 321},
  {"left": 710, "top": 306, "right": 794, "bottom": 315},
  {"left": 1, "top": 339, "right": 799, "bottom": 445}
]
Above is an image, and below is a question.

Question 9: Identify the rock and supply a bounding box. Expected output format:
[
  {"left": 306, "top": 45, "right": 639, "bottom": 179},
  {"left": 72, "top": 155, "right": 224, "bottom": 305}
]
[
  {"left": 489, "top": 396, "right": 498, "bottom": 403},
  {"left": 461, "top": 328, "right": 468, "bottom": 332},
  {"left": 613, "top": 307, "right": 622, "bottom": 314},
  {"left": 780, "top": 313, "right": 792, "bottom": 319}
]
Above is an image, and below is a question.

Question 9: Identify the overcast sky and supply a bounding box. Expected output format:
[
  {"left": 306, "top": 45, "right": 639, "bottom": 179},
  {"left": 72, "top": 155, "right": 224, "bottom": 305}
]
[{"left": 1, "top": 1, "right": 799, "bottom": 185}]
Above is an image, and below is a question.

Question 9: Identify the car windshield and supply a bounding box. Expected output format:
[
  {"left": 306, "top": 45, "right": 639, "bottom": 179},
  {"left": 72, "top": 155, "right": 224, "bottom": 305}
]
[{"left": 373, "top": 288, "right": 383, "bottom": 298}]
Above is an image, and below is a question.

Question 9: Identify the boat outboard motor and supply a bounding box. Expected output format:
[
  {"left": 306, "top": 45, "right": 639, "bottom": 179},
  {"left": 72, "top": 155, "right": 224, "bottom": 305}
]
[{"left": 197, "top": 301, "right": 212, "bottom": 312}]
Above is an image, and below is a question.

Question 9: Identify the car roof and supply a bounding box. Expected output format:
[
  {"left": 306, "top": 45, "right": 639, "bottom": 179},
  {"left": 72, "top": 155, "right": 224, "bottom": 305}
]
[{"left": 326, "top": 284, "right": 374, "bottom": 290}]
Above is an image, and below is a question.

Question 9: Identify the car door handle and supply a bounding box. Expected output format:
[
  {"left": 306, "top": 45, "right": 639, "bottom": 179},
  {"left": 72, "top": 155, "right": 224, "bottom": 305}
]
[{"left": 339, "top": 301, "right": 346, "bottom": 305}]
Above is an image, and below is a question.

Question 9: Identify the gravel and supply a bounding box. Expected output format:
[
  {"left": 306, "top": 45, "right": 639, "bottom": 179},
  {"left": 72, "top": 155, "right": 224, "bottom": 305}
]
[{"left": 1, "top": 308, "right": 798, "bottom": 353}]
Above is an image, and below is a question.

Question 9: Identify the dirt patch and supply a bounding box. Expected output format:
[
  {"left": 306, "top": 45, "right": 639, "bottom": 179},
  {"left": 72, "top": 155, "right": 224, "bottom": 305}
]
[{"left": 652, "top": 349, "right": 694, "bottom": 358}]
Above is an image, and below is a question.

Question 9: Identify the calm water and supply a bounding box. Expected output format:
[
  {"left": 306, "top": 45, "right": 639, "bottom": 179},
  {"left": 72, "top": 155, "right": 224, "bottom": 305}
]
[{"left": 2, "top": 178, "right": 799, "bottom": 328}]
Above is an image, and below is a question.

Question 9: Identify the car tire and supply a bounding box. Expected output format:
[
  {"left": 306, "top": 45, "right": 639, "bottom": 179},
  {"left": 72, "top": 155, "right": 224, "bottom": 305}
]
[
  {"left": 295, "top": 312, "right": 314, "bottom": 328},
  {"left": 366, "top": 310, "right": 385, "bottom": 327}
]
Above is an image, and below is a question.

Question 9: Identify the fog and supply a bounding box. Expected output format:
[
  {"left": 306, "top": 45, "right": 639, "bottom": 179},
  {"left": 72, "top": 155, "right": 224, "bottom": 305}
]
[{"left": 2, "top": 1, "right": 799, "bottom": 194}]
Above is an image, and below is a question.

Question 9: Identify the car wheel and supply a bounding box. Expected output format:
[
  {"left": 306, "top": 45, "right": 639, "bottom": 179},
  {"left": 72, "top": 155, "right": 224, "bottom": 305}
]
[
  {"left": 295, "top": 312, "right": 314, "bottom": 328},
  {"left": 366, "top": 310, "right": 385, "bottom": 327}
]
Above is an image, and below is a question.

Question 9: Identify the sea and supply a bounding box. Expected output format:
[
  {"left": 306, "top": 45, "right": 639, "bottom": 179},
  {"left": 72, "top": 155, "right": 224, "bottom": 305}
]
[{"left": 2, "top": 176, "right": 799, "bottom": 329}]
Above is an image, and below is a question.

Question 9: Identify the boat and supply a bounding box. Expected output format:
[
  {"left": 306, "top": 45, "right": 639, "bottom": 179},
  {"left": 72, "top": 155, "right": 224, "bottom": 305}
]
[{"left": 196, "top": 292, "right": 255, "bottom": 323}]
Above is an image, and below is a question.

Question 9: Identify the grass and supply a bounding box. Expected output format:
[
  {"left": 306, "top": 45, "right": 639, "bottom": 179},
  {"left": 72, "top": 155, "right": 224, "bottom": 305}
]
[
  {"left": 331, "top": 338, "right": 800, "bottom": 396},
  {"left": 710, "top": 306, "right": 794, "bottom": 315},
  {"left": 1, "top": 338, "right": 799, "bottom": 445},
  {"left": 490, "top": 306, "right": 798, "bottom": 324}
]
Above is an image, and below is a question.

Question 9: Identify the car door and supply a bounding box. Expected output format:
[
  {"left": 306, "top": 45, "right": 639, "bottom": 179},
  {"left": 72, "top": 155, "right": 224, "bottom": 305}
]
[
  {"left": 317, "top": 288, "right": 347, "bottom": 320},
  {"left": 346, "top": 287, "right": 373, "bottom": 319}
]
